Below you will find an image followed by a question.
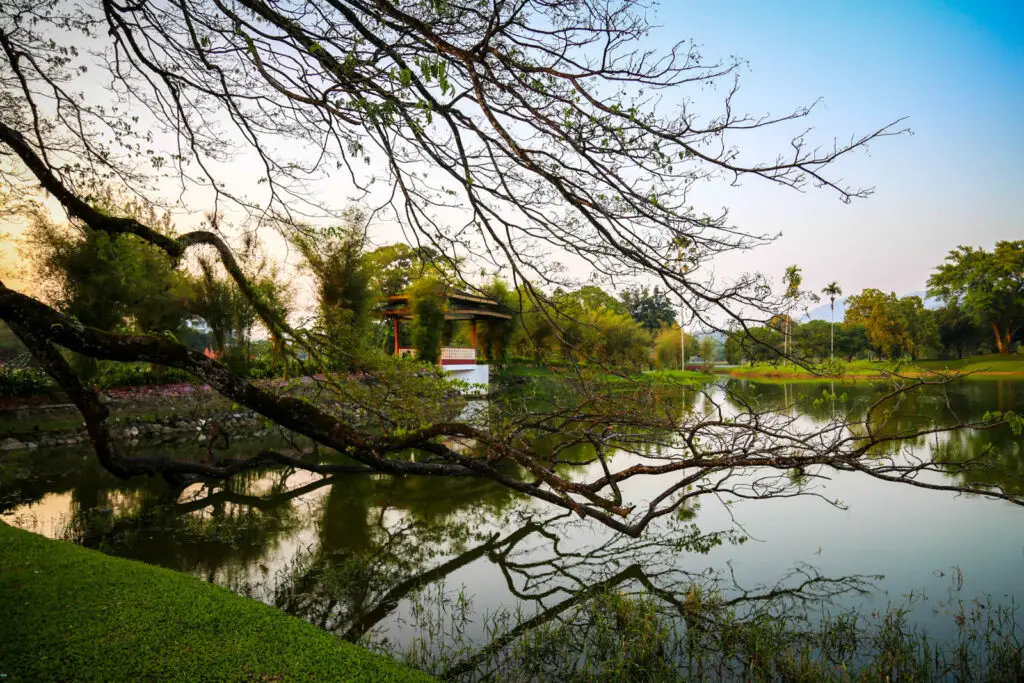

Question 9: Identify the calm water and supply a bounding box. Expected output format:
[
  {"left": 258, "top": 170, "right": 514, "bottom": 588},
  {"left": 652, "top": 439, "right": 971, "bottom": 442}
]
[{"left": 2, "top": 378, "right": 1023, "bottom": 673}]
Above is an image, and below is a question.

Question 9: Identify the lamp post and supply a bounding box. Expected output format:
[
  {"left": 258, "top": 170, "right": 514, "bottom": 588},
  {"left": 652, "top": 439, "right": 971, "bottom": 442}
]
[
  {"left": 680, "top": 299, "right": 686, "bottom": 371},
  {"left": 676, "top": 245, "right": 689, "bottom": 372}
]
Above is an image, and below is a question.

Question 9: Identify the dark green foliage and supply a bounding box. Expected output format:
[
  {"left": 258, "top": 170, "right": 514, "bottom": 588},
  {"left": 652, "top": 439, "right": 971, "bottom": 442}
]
[
  {"left": 620, "top": 285, "right": 677, "bottom": 332},
  {"left": 895, "top": 295, "right": 940, "bottom": 360},
  {"left": 294, "top": 222, "right": 374, "bottom": 338},
  {"left": 728, "top": 317, "right": 934, "bottom": 366},
  {"left": 792, "top": 320, "right": 832, "bottom": 360},
  {"left": 0, "top": 362, "right": 55, "bottom": 397},
  {"left": 726, "top": 326, "right": 784, "bottom": 364},
  {"left": 24, "top": 198, "right": 292, "bottom": 380},
  {"left": 478, "top": 279, "right": 517, "bottom": 364},
  {"left": 509, "top": 287, "right": 652, "bottom": 369},
  {"left": 291, "top": 218, "right": 384, "bottom": 370},
  {"left": 936, "top": 299, "right": 987, "bottom": 360},
  {"left": 177, "top": 322, "right": 216, "bottom": 352},
  {"left": 365, "top": 243, "right": 451, "bottom": 297},
  {"left": 185, "top": 257, "right": 288, "bottom": 362},
  {"left": 928, "top": 240, "right": 1024, "bottom": 354},
  {"left": 696, "top": 335, "right": 719, "bottom": 366},
  {"left": 724, "top": 330, "right": 744, "bottom": 365},
  {"left": 94, "top": 362, "right": 195, "bottom": 388},
  {"left": 0, "top": 360, "right": 197, "bottom": 398},
  {"left": 27, "top": 208, "right": 189, "bottom": 335},
  {"left": 590, "top": 310, "right": 652, "bottom": 369},
  {"left": 408, "top": 278, "right": 447, "bottom": 364},
  {"left": 185, "top": 259, "right": 238, "bottom": 355},
  {"left": 556, "top": 285, "right": 626, "bottom": 317},
  {"left": 0, "top": 522, "right": 433, "bottom": 682},
  {"left": 835, "top": 323, "right": 872, "bottom": 361}
]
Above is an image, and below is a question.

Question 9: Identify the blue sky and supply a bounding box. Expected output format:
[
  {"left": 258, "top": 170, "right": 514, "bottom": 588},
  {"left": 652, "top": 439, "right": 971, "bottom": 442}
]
[{"left": 644, "top": 0, "right": 1023, "bottom": 299}]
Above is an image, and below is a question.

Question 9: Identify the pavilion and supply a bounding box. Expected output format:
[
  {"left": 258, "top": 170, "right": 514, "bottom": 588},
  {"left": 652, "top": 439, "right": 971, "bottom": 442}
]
[{"left": 379, "top": 289, "right": 512, "bottom": 388}]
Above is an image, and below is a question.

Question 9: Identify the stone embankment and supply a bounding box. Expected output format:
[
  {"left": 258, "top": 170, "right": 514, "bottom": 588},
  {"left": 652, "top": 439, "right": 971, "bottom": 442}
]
[{"left": 0, "top": 409, "right": 270, "bottom": 453}]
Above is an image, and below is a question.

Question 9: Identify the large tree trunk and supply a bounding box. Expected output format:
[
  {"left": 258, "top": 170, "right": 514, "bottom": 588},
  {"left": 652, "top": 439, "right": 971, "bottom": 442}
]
[{"left": 992, "top": 322, "right": 1012, "bottom": 354}]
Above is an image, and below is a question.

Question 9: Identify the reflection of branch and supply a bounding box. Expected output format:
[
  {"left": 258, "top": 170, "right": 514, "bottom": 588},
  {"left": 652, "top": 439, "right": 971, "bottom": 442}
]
[
  {"left": 342, "top": 521, "right": 543, "bottom": 642},
  {"left": 446, "top": 560, "right": 878, "bottom": 680},
  {"left": 445, "top": 564, "right": 654, "bottom": 679},
  {"left": 253, "top": 501, "right": 878, "bottom": 682},
  {"left": 173, "top": 474, "right": 338, "bottom": 515},
  {"left": 70, "top": 473, "right": 338, "bottom": 550}
]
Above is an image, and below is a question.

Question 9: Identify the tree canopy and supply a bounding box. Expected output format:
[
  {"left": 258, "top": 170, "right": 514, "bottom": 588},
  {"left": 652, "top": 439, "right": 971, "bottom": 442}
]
[
  {"left": 927, "top": 241, "right": 1024, "bottom": 355},
  {"left": 620, "top": 286, "right": 677, "bottom": 333},
  {"left": 844, "top": 289, "right": 936, "bottom": 361}
]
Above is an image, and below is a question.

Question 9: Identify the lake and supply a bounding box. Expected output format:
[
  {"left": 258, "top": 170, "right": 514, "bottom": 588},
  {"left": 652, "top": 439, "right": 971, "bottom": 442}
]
[{"left": 2, "top": 377, "right": 1023, "bottom": 677}]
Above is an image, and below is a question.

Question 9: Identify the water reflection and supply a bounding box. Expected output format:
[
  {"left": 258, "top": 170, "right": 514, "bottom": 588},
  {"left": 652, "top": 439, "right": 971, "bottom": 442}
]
[
  {"left": 2, "top": 379, "right": 1023, "bottom": 677},
  {"left": 727, "top": 378, "right": 1024, "bottom": 463}
]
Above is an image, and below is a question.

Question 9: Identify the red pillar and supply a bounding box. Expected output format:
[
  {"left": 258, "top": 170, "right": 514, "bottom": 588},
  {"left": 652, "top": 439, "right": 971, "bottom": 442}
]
[
  {"left": 471, "top": 320, "right": 478, "bottom": 350},
  {"left": 393, "top": 318, "right": 400, "bottom": 355}
]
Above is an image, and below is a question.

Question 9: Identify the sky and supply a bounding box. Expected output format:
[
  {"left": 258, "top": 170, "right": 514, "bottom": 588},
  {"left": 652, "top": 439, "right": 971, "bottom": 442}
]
[
  {"left": 1, "top": 0, "right": 1021, "bottom": 306},
  {"left": 644, "top": 0, "right": 1023, "bottom": 298}
]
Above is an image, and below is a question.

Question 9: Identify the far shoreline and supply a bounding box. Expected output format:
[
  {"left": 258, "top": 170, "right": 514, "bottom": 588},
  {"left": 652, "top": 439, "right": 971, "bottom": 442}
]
[{"left": 717, "top": 354, "right": 1024, "bottom": 382}]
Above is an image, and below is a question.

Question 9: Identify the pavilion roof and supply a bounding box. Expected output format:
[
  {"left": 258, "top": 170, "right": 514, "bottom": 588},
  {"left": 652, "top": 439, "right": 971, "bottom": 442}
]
[{"left": 379, "top": 289, "right": 513, "bottom": 321}]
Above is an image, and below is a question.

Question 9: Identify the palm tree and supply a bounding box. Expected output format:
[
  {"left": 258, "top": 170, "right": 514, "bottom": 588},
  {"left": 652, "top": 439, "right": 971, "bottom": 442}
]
[{"left": 821, "top": 281, "right": 842, "bottom": 361}]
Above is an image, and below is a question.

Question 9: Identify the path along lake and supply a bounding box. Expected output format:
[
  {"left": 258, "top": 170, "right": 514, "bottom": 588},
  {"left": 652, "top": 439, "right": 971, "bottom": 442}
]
[{"left": 3, "top": 378, "right": 1023, "bottom": 676}]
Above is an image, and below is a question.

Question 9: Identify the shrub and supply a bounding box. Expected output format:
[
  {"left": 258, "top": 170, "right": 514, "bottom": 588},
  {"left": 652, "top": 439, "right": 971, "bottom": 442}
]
[
  {"left": 95, "top": 363, "right": 194, "bottom": 389},
  {"left": 0, "top": 361, "right": 57, "bottom": 398}
]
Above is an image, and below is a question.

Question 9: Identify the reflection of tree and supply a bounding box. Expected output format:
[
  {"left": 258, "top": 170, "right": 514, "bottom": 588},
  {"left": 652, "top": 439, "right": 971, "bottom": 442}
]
[
  {"left": 445, "top": 562, "right": 878, "bottom": 681},
  {"left": 271, "top": 471, "right": 524, "bottom": 639},
  {"left": 62, "top": 466, "right": 308, "bottom": 579},
  {"left": 722, "top": 379, "right": 1024, "bottom": 499},
  {"left": 0, "top": 446, "right": 124, "bottom": 512},
  {"left": 250, "top": 489, "right": 876, "bottom": 681},
  {"left": 495, "top": 379, "right": 701, "bottom": 477},
  {"left": 934, "top": 424, "right": 1024, "bottom": 495},
  {"left": 728, "top": 379, "right": 1022, "bottom": 428}
]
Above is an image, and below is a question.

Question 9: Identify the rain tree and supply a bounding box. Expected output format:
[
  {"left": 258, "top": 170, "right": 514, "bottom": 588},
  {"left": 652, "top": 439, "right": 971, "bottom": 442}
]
[{"left": 927, "top": 241, "right": 1024, "bottom": 355}]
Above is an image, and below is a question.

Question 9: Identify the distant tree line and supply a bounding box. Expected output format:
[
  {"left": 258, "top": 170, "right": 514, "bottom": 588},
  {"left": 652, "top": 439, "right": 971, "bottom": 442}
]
[
  {"left": 9, "top": 201, "right": 1019, "bottom": 386},
  {"left": 725, "top": 240, "right": 1023, "bottom": 363}
]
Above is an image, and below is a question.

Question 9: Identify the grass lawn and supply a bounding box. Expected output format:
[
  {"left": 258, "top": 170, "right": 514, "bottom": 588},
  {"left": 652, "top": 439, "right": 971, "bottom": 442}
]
[
  {"left": 0, "top": 522, "right": 432, "bottom": 682},
  {"left": 499, "top": 363, "right": 712, "bottom": 383},
  {"left": 633, "top": 369, "right": 714, "bottom": 384},
  {"left": 912, "top": 354, "right": 1024, "bottom": 374},
  {"left": 726, "top": 354, "right": 1024, "bottom": 381}
]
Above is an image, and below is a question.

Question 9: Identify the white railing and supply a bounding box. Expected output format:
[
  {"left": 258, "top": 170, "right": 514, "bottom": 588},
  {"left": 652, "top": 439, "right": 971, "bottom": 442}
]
[{"left": 441, "top": 346, "right": 476, "bottom": 362}]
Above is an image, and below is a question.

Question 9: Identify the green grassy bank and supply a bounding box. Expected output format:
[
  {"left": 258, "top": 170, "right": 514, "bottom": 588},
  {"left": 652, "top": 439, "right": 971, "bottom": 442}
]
[
  {"left": 499, "top": 363, "right": 712, "bottom": 384},
  {"left": 0, "top": 522, "right": 433, "bottom": 682},
  {"left": 724, "top": 354, "right": 1024, "bottom": 382}
]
